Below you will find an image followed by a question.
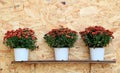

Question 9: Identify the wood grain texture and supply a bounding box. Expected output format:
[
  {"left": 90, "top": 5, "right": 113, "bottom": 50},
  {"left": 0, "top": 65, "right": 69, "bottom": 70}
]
[
  {"left": 11, "top": 60, "right": 116, "bottom": 64},
  {"left": 0, "top": 0, "right": 119, "bottom": 73}
]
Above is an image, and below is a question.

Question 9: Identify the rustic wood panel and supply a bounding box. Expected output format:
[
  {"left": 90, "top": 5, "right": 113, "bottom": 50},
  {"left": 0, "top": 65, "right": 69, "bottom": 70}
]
[{"left": 0, "top": 0, "right": 120, "bottom": 73}]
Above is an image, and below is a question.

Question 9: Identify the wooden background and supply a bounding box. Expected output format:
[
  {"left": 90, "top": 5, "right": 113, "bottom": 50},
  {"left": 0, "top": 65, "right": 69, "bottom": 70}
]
[{"left": 0, "top": 0, "right": 120, "bottom": 73}]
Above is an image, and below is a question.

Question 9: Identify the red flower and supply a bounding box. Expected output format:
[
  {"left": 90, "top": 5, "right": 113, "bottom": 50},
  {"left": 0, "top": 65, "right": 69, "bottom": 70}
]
[
  {"left": 3, "top": 28, "right": 37, "bottom": 42},
  {"left": 32, "top": 36, "right": 37, "bottom": 40},
  {"left": 79, "top": 26, "right": 114, "bottom": 47},
  {"left": 45, "top": 27, "right": 77, "bottom": 38},
  {"left": 92, "top": 32, "right": 96, "bottom": 35},
  {"left": 25, "top": 36, "right": 28, "bottom": 39},
  {"left": 80, "top": 26, "right": 114, "bottom": 38},
  {"left": 81, "top": 36, "right": 85, "bottom": 40}
]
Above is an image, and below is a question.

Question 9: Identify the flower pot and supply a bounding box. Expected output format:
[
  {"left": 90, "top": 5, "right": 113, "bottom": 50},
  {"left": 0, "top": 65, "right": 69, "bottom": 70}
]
[
  {"left": 14, "top": 48, "right": 29, "bottom": 61},
  {"left": 90, "top": 47, "right": 104, "bottom": 60},
  {"left": 54, "top": 48, "right": 69, "bottom": 60}
]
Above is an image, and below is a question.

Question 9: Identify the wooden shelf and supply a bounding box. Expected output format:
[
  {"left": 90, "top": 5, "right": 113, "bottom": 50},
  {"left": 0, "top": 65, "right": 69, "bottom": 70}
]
[{"left": 11, "top": 60, "right": 116, "bottom": 64}]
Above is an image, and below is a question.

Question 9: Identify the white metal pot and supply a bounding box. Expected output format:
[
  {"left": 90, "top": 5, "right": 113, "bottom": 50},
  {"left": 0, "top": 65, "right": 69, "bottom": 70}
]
[
  {"left": 54, "top": 48, "right": 69, "bottom": 60},
  {"left": 90, "top": 47, "right": 104, "bottom": 60},
  {"left": 14, "top": 48, "right": 29, "bottom": 61}
]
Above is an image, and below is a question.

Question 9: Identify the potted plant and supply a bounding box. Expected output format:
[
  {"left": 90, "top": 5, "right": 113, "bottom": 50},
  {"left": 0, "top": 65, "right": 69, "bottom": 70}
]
[
  {"left": 79, "top": 26, "right": 114, "bottom": 60},
  {"left": 44, "top": 26, "right": 78, "bottom": 60},
  {"left": 3, "top": 28, "right": 37, "bottom": 61}
]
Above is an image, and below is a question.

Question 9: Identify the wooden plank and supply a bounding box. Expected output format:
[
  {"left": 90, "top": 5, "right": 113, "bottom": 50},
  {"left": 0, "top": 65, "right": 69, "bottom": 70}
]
[{"left": 11, "top": 60, "right": 116, "bottom": 64}]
